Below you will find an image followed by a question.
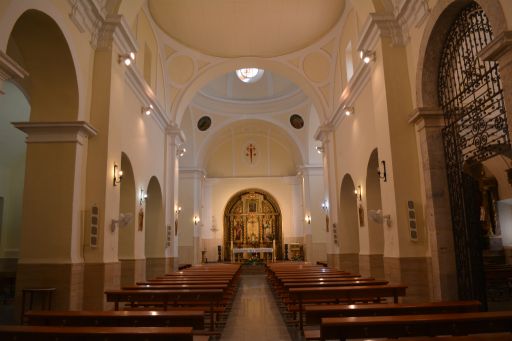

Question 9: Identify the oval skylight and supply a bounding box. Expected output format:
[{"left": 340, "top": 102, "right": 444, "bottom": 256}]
[{"left": 236, "top": 68, "right": 264, "bottom": 83}]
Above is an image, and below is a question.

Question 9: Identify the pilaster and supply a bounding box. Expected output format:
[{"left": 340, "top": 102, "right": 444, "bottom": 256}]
[{"left": 409, "top": 107, "right": 457, "bottom": 300}]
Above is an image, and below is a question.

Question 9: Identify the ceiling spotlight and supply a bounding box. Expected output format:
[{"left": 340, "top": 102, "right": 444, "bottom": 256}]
[
  {"left": 119, "top": 52, "right": 135, "bottom": 66},
  {"left": 315, "top": 146, "right": 324, "bottom": 154},
  {"left": 142, "top": 104, "right": 153, "bottom": 116},
  {"left": 359, "top": 50, "right": 375, "bottom": 64},
  {"left": 344, "top": 106, "right": 354, "bottom": 116}
]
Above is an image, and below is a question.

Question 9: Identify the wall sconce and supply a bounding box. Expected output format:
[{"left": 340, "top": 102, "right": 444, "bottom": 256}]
[
  {"left": 113, "top": 163, "right": 123, "bottom": 186},
  {"left": 175, "top": 206, "right": 182, "bottom": 216},
  {"left": 305, "top": 214, "right": 311, "bottom": 224},
  {"left": 315, "top": 145, "right": 324, "bottom": 154},
  {"left": 354, "top": 185, "right": 362, "bottom": 201},
  {"left": 343, "top": 106, "right": 354, "bottom": 116},
  {"left": 377, "top": 160, "right": 387, "bottom": 182},
  {"left": 359, "top": 50, "right": 375, "bottom": 64},
  {"left": 142, "top": 104, "right": 153, "bottom": 116},
  {"left": 321, "top": 200, "right": 329, "bottom": 214},
  {"left": 119, "top": 52, "right": 135, "bottom": 66},
  {"left": 139, "top": 188, "right": 147, "bottom": 205},
  {"left": 193, "top": 216, "right": 200, "bottom": 225},
  {"left": 177, "top": 145, "right": 186, "bottom": 157}
]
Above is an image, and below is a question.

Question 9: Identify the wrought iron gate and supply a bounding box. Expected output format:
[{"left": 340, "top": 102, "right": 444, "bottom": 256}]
[{"left": 439, "top": 2, "right": 510, "bottom": 304}]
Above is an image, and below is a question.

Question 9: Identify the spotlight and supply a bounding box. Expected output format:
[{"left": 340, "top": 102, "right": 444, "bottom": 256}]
[
  {"left": 359, "top": 50, "right": 375, "bottom": 64},
  {"left": 113, "top": 163, "right": 123, "bottom": 186},
  {"left": 119, "top": 52, "right": 135, "bottom": 66},
  {"left": 142, "top": 104, "right": 153, "bottom": 116},
  {"left": 344, "top": 106, "right": 354, "bottom": 116}
]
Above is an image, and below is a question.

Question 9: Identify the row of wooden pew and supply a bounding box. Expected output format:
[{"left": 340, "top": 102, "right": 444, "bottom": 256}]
[
  {"left": 266, "top": 262, "right": 512, "bottom": 341},
  {"left": 0, "top": 263, "right": 241, "bottom": 340}
]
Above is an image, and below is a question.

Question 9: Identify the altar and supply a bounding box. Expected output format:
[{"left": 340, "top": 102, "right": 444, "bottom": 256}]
[{"left": 232, "top": 247, "right": 274, "bottom": 262}]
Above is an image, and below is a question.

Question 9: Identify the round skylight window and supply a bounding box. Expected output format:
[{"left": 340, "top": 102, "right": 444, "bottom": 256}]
[{"left": 236, "top": 68, "right": 264, "bottom": 83}]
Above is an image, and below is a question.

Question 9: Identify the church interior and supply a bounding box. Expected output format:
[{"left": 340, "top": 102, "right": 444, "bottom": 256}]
[{"left": 2, "top": 0, "right": 512, "bottom": 339}]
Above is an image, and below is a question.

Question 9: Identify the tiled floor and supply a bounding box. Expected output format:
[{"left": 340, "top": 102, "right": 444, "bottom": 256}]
[{"left": 221, "top": 271, "right": 293, "bottom": 341}]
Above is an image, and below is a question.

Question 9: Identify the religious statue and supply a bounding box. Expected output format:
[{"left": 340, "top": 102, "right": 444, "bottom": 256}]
[{"left": 234, "top": 219, "right": 242, "bottom": 242}]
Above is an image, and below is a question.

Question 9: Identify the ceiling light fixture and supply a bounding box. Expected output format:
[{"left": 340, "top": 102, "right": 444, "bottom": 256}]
[
  {"left": 142, "top": 104, "right": 153, "bottom": 116},
  {"left": 359, "top": 50, "right": 375, "bottom": 64},
  {"left": 344, "top": 106, "right": 354, "bottom": 116}
]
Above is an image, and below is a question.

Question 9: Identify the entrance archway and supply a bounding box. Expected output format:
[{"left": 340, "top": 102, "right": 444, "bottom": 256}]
[
  {"left": 145, "top": 176, "right": 164, "bottom": 258},
  {"left": 118, "top": 152, "right": 136, "bottom": 260},
  {"left": 223, "top": 189, "right": 282, "bottom": 261},
  {"left": 339, "top": 174, "right": 359, "bottom": 254}
]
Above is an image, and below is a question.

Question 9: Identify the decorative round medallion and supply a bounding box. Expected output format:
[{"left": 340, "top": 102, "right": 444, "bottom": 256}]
[
  {"left": 197, "top": 116, "right": 212, "bottom": 131},
  {"left": 290, "top": 114, "right": 304, "bottom": 129}
]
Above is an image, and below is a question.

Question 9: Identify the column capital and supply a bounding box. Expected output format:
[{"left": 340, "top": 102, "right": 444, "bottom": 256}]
[
  {"left": 314, "top": 123, "right": 334, "bottom": 142},
  {"left": 166, "top": 124, "right": 186, "bottom": 145},
  {"left": 13, "top": 121, "right": 98, "bottom": 145},
  {"left": 408, "top": 107, "right": 444, "bottom": 130},
  {"left": 479, "top": 30, "right": 512, "bottom": 66},
  {"left": 0, "top": 51, "right": 28, "bottom": 94}
]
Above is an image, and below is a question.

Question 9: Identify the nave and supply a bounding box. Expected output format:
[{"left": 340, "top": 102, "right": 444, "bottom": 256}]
[{"left": 1, "top": 261, "right": 512, "bottom": 340}]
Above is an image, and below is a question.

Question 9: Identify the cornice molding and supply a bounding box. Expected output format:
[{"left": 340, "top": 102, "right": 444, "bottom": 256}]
[
  {"left": 479, "top": 31, "right": 512, "bottom": 67},
  {"left": 394, "top": 0, "right": 430, "bottom": 34},
  {"left": 166, "top": 124, "right": 186, "bottom": 145},
  {"left": 125, "top": 65, "right": 168, "bottom": 131},
  {"left": 331, "top": 62, "right": 371, "bottom": 128},
  {"left": 68, "top": 0, "right": 106, "bottom": 48},
  {"left": 192, "top": 88, "right": 309, "bottom": 116},
  {"left": 357, "top": 13, "right": 407, "bottom": 53},
  {"left": 408, "top": 107, "right": 444, "bottom": 130},
  {"left": 12, "top": 121, "right": 98, "bottom": 145},
  {"left": 179, "top": 168, "right": 206, "bottom": 178}
]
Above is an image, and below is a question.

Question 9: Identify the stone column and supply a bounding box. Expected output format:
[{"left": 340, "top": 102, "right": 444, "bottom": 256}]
[
  {"left": 409, "top": 107, "right": 458, "bottom": 300},
  {"left": 315, "top": 124, "right": 340, "bottom": 265}
]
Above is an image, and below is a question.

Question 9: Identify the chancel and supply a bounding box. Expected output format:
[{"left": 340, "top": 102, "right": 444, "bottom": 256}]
[{"left": 1, "top": 0, "right": 512, "bottom": 340}]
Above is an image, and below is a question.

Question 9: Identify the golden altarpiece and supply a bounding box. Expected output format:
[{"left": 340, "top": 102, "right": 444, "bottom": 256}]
[{"left": 223, "top": 189, "right": 283, "bottom": 261}]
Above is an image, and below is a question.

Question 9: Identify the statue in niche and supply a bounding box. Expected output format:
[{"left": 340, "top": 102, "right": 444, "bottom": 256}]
[
  {"left": 234, "top": 218, "right": 243, "bottom": 242},
  {"left": 264, "top": 218, "right": 273, "bottom": 241}
]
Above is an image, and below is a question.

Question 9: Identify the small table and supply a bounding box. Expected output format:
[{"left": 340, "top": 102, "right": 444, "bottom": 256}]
[{"left": 21, "top": 287, "right": 56, "bottom": 323}]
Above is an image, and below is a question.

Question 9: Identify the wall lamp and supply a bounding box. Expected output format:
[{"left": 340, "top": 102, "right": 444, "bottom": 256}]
[
  {"left": 377, "top": 160, "right": 387, "bottom": 182},
  {"left": 305, "top": 214, "right": 311, "bottom": 224},
  {"left": 359, "top": 50, "right": 375, "bottom": 64},
  {"left": 139, "top": 188, "right": 147, "bottom": 205},
  {"left": 343, "top": 106, "right": 354, "bottom": 116},
  {"left": 175, "top": 206, "right": 182, "bottom": 216},
  {"left": 354, "top": 185, "right": 362, "bottom": 201},
  {"left": 321, "top": 200, "right": 329, "bottom": 214},
  {"left": 142, "top": 104, "right": 153, "bottom": 116},
  {"left": 113, "top": 163, "right": 123, "bottom": 186},
  {"left": 315, "top": 146, "right": 324, "bottom": 154},
  {"left": 177, "top": 145, "right": 186, "bottom": 157},
  {"left": 193, "top": 216, "right": 200, "bottom": 225},
  {"left": 119, "top": 52, "right": 135, "bottom": 66}
]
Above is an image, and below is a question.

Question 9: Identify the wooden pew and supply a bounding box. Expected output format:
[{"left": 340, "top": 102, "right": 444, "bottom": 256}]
[
  {"left": 319, "top": 311, "right": 512, "bottom": 341},
  {"left": 289, "top": 284, "right": 407, "bottom": 331},
  {"left": 304, "top": 300, "right": 482, "bottom": 325},
  {"left": 0, "top": 325, "right": 196, "bottom": 340},
  {"left": 105, "top": 289, "right": 223, "bottom": 331},
  {"left": 24, "top": 310, "right": 205, "bottom": 330},
  {"left": 382, "top": 334, "right": 512, "bottom": 341}
]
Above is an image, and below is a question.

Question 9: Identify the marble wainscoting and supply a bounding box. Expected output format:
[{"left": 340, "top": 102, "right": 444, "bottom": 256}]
[{"left": 326, "top": 254, "right": 435, "bottom": 303}]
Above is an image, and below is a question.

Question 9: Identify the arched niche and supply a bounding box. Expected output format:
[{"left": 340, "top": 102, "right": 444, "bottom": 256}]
[
  {"left": 366, "top": 149, "right": 384, "bottom": 255},
  {"left": 339, "top": 174, "right": 360, "bottom": 254},
  {"left": 6, "top": 9, "right": 78, "bottom": 121},
  {"left": 145, "top": 176, "right": 164, "bottom": 258},
  {"left": 223, "top": 189, "right": 282, "bottom": 261},
  {"left": 119, "top": 152, "right": 136, "bottom": 260}
]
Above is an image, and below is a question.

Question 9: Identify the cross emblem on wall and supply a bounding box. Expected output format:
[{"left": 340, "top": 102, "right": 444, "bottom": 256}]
[{"left": 246, "top": 143, "right": 257, "bottom": 164}]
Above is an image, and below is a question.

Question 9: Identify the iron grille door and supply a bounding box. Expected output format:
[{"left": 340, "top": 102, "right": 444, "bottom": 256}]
[{"left": 439, "top": 2, "right": 510, "bottom": 304}]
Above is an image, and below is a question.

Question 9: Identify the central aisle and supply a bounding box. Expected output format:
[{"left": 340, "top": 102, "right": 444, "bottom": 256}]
[{"left": 221, "top": 266, "right": 292, "bottom": 341}]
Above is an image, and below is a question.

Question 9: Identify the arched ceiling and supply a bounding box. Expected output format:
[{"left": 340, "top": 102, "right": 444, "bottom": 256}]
[{"left": 148, "top": 0, "right": 345, "bottom": 57}]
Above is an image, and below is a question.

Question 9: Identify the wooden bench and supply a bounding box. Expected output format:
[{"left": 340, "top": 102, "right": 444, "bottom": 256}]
[
  {"left": 319, "top": 311, "right": 512, "bottom": 341},
  {"left": 24, "top": 310, "right": 205, "bottom": 330},
  {"left": 289, "top": 284, "right": 407, "bottom": 331},
  {"left": 105, "top": 289, "right": 224, "bottom": 331},
  {"left": 0, "top": 325, "right": 200, "bottom": 340},
  {"left": 304, "top": 300, "right": 482, "bottom": 325}
]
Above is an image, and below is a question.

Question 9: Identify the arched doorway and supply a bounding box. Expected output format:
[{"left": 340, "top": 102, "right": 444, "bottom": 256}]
[
  {"left": 223, "top": 189, "right": 282, "bottom": 261},
  {"left": 145, "top": 176, "right": 164, "bottom": 258},
  {"left": 339, "top": 174, "right": 359, "bottom": 255},
  {"left": 366, "top": 149, "right": 384, "bottom": 255},
  {"left": 436, "top": 2, "right": 510, "bottom": 305}
]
